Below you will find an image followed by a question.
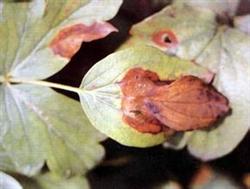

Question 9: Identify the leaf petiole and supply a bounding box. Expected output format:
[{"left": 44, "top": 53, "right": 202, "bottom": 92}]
[{"left": 8, "top": 77, "right": 84, "bottom": 94}]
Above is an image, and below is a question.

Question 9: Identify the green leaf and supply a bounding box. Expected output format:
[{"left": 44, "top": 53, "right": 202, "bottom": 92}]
[
  {"left": 0, "top": 0, "right": 122, "bottom": 176},
  {"left": 183, "top": 0, "right": 240, "bottom": 17},
  {"left": 0, "top": 171, "right": 22, "bottom": 189},
  {"left": 79, "top": 46, "right": 211, "bottom": 147},
  {"left": 0, "top": 84, "right": 104, "bottom": 176},
  {"left": 19, "top": 173, "right": 89, "bottom": 189},
  {"left": 187, "top": 27, "right": 250, "bottom": 160},
  {"left": 119, "top": 3, "right": 217, "bottom": 60},
  {"left": 119, "top": 3, "right": 250, "bottom": 160},
  {"left": 0, "top": 0, "right": 122, "bottom": 79}
]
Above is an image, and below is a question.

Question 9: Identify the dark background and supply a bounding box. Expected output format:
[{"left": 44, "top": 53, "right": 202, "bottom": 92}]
[{"left": 48, "top": 0, "right": 250, "bottom": 188}]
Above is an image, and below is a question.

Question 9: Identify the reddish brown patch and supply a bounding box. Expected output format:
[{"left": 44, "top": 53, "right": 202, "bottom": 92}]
[
  {"left": 152, "top": 30, "right": 178, "bottom": 48},
  {"left": 50, "top": 22, "right": 117, "bottom": 59},
  {"left": 120, "top": 68, "right": 229, "bottom": 134}
]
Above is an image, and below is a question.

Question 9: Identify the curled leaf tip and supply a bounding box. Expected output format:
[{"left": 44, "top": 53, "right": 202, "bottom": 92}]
[
  {"left": 120, "top": 68, "right": 230, "bottom": 134},
  {"left": 50, "top": 22, "right": 118, "bottom": 59}
]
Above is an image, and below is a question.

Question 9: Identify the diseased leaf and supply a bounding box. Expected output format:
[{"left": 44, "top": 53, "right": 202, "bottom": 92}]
[
  {"left": 79, "top": 46, "right": 212, "bottom": 147},
  {"left": 20, "top": 173, "right": 89, "bottom": 189},
  {"left": 0, "top": 0, "right": 122, "bottom": 79},
  {"left": 0, "top": 171, "right": 22, "bottom": 189},
  {"left": 0, "top": 0, "right": 122, "bottom": 176},
  {"left": 120, "top": 68, "right": 229, "bottom": 133},
  {"left": 0, "top": 84, "right": 104, "bottom": 176},
  {"left": 187, "top": 27, "right": 250, "bottom": 160},
  {"left": 119, "top": 3, "right": 217, "bottom": 60},
  {"left": 121, "top": 3, "right": 250, "bottom": 160}
]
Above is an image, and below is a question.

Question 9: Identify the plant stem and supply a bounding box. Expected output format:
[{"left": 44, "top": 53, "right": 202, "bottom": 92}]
[{"left": 9, "top": 78, "right": 84, "bottom": 94}]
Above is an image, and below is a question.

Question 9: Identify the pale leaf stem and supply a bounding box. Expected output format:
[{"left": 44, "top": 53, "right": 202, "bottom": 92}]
[{"left": 8, "top": 78, "right": 84, "bottom": 94}]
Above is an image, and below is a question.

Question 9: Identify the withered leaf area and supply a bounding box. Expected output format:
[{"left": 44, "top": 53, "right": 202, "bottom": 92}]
[{"left": 120, "top": 68, "right": 230, "bottom": 134}]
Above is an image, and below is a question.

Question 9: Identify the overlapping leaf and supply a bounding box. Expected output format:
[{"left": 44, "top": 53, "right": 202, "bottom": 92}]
[
  {"left": 0, "top": 0, "right": 123, "bottom": 176},
  {"left": 79, "top": 46, "right": 212, "bottom": 147},
  {"left": 118, "top": 3, "right": 250, "bottom": 160}
]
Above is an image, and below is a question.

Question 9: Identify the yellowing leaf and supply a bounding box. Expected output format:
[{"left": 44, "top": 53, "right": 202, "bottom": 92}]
[{"left": 79, "top": 46, "right": 212, "bottom": 147}]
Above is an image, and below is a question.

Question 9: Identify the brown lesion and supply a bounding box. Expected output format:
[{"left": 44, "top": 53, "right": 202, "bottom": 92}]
[
  {"left": 151, "top": 29, "right": 178, "bottom": 49},
  {"left": 49, "top": 22, "right": 117, "bottom": 59},
  {"left": 119, "top": 68, "right": 230, "bottom": 134}
]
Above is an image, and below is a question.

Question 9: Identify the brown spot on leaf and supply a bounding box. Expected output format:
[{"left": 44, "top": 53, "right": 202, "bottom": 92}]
[
  {"left": 152, "top": 29, "right": 178, "bottom": 48},
  {"left": 50, "top": 22, "right": 118, "bottom": 59},
  {"left": 120, "top": 68, "right": 230, "bottom": 134}
]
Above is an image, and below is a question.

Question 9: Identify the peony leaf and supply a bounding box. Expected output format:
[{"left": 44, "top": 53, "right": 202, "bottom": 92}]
[
  {"left": 120, "top": 68, "right": 229, "bottom": 133},
  {"left": 183, "top": 0, "right": 240, "bottom": 17},
  {"left": 79, "top": 46, "right": 212, "bottom": 147},
  {"left": 119, "top": 4, "right": 217, "bottom": 60},
  {"left": 0, "top": 84, "right": 104, "bottom": 176},
  {"left": 19, "top": 173, "right": 89, "bottom": 189},
  {"left": 0, "top": 0, "right": 122, "bottom": 79},
  {"left": 0, "top": 171, "right": 22, "bottom": 189},
  {"left": 187, "top": 27, "right": 250, "bottom": 160},
  {"left": 0, "top": 0, "right": 122, "bottom": 176},
  {"left": 119, "top": 3, "right": 250, "bottom": 160}
]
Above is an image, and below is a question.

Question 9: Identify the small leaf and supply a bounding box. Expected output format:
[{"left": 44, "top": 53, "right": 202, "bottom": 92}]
[
  {"left": 20, "top": 173, "right": 89, "bottom": 189},
  {"left": 120, "top": 68, "right": 229, "bottom": 133},
  {"left": 79, "top": 46, "right": 212, "bottom": 147},
  {"left": 0, "top": 0, "right": 122, "bottom": 79},
  {"left": 0, "top": 171, "right": 22, "bottom": 189}
]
